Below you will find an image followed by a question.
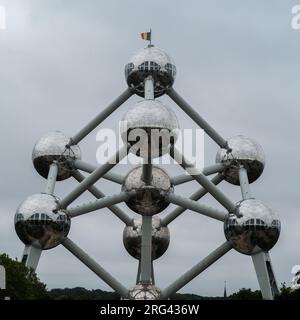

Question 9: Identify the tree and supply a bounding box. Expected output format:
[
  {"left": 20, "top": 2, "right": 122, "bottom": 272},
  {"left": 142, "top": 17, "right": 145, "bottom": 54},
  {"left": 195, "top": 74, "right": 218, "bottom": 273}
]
[
  {"left": 228, "top": 288, "right": 262, "bottom": 300},
  {"left": 48, "top": 287, "right": 120, "bottom": 300},
  {"left": 0, "top": 253, "right": 49, "bottom": 300},
  {"left": 276, "top": 283, "right": 300, "bottom": 300}
]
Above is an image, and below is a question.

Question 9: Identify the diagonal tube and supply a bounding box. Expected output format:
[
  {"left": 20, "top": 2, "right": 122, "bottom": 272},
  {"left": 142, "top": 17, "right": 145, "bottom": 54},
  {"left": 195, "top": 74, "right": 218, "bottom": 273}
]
[
  {"left": 160, "top": 241, "right": 232, "bottom": 299},
  {"left": 66, "top": 191, "right": 134, "bottom": 218},
  {"left": 166, "top": 193, "right": 228, "bottom": 222},
  {"left": 69, "top": 88, "right": 133, "bottom": 145},
  {"left": 73, "top": 160, "right": 125, "bottom": 184},
  {"left": 58, "top": 145, "right": 129, "bottom": 209},
  {"left": 62, "top": 237, "right": 129, "bottom": 298},
  {"left": 171, "top": 163, "right": 224, "bottom": 185},
  {"left": 169, "top": 147, "right": 236, "bottom": 212},
  {"left": 162, "top": 173, "right": 224, "bottom": 226},
  {"left": 72, "top": 170, "right": 133, "bottom": 225},
  {"left": 167, "top": 88, "right": 228, "bottom": 149}
]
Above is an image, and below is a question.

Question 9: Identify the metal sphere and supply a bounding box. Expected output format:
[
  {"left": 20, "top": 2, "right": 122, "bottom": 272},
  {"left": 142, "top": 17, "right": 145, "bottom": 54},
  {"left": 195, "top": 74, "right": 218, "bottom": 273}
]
[
  {"left": 15, "top": 193, "right": 71, "bottom": 250},
  {"left": 216, "top": 135, "right": 265, "bottom": 185},
  {"left": 128, "top": 284, "right": 161, "bottom": 300},
  {"left": 32, "top": 131, "right": 81, "bottom": 181},
  {"left": 224, "top": 199, "right": 280, "bottom": 255},
  {"left": 123, "top": 215, "right": 170, "bottom": 260},
  {"left": 125, "top": 46, "right": 176, "bottom": 97},
  {"left": 122, "top": 166, "right": 173, "bottom": 216},
  {"left": 121, "top": 100, "right": 179, "bottom": 159}
]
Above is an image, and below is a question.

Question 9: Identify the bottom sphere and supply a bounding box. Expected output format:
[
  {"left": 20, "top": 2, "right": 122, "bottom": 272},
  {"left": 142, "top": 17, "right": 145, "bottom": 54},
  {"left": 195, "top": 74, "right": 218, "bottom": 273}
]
[
  {"left": 128, "top": 284, "right": 161, "bottom": 300},
  {"left": 123, "top": 216, "right": 170, "bottom": 260}
]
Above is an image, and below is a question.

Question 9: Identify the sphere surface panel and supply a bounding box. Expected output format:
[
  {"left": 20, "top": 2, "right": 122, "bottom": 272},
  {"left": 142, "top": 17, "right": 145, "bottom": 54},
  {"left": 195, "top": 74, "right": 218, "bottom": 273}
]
[
  {"left": 121, "top": 100, "right": 179, "bottom": 158},
  {"left": 224, "top": 199, "right": 280, "bottom": 255},
  {"left": 125, "top": 46, "right": 176, "bottom": 97},
  {"left": 216, "top": 135, "right": 265, "bottom": 185},
  {"left": 32, "top": 131, "right": 81, "bottom": 180},
  {"left": 123, "top": 215, "right": 170, "bottom": 260},
  {"left": 122, "top": 166, "right": 173, "bottom": 215},
  {"left": 15, "top": 193, "right": 71, "bottom": 250}
]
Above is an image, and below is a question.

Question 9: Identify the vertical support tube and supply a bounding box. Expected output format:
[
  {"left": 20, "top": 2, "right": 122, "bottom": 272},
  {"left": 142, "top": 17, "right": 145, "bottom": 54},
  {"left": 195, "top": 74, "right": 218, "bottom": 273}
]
[
  {"left": 45, "top": 162, "right": 58, "bottom": 195},
  {"left": 252, "top": 251, "right": 279, "bottom": 300},
  {"left": 238, "top": 166, "right": 251, "bottom": 200},
  {"left": 144, "top": 76, "right": 154, "bottom": 100},
  {"left": 142, "top": 162, "right": 152, "bottom": 185},
  {"left": 22, "top": 161, "right": 58, "bottom": 271},
  {"left": 142, "top": 76, "right": 154, "bottom": 183},
  {"left": 140, "top": 216, "right": 153, "bottom": 284},
  {"left": 238, "top": 168, "right": 279, "bottom": 300},
  {"left": 151, "top": 261, "right": 155, "bottom": 285},
  {"left": 136, "top": 260, "right": 141, "bottom": 285},
  {"left": 21, "top": 245, "right": 42, "bottom": 271},
  {"left": 0, "top": 265, "right": 6, "bottom": 290}
]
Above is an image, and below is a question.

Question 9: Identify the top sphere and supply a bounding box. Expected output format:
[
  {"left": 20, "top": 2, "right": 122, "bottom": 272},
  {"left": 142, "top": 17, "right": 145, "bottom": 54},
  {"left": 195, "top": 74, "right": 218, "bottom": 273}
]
[
  {"left": 32, "top": 131, "right": 81, "bottom": 181},
  {"left": 125, "top": 46, "right": 176, "bottom": 97},
  {"left": 216, "top": 135, "right": 265, "bottom": 185}
]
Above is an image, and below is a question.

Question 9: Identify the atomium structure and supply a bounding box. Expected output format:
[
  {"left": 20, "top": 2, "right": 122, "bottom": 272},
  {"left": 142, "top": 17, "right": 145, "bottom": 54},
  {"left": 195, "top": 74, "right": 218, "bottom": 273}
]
[
  {"left": 291, "top": 265, "right": 300, "bottom": 291},
  {"left": 15, "top": 42, "right": 281, "bottom": 300}
]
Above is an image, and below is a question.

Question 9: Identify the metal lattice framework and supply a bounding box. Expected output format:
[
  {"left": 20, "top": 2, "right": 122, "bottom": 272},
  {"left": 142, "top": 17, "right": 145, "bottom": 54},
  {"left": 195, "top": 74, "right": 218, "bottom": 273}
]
[{"left": 15, "top": 43, "right": 281, "bottom": 300}]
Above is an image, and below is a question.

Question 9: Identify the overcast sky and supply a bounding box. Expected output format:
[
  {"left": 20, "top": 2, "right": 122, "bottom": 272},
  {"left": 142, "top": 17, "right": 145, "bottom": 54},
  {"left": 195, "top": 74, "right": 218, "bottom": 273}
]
[{"left": 0, "top": 0, "right": 300, "bottom": 297}]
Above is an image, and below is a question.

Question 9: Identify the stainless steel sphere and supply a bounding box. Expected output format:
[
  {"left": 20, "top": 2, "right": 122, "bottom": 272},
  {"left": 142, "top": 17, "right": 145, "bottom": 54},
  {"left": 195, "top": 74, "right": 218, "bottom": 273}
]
[
  {"left": 32, "top": 131, "right": 81, "bottom": 181},
  {"left": 122, "top": 166, "right": 173, "bottom": 215},
  {"left": 125, "top": 46, "right": 176, "bottom": 97},
  {"left": 121, "top": 100, "right": 179, "bottom": 159},
  {"left": 123, "top": 216, "right": 170, "bottom": 260},
  {"left": 15, "top": 193, "right": 71, "bottom": 250},
  {"left": 216, "top": 135, "right": 265, "bottom": 185},
  {"left": 224, "top": 199, "right": 280, "bottom": 255},
  {"left": 128, "top": 284, "right": 161, "bottom": 300}
]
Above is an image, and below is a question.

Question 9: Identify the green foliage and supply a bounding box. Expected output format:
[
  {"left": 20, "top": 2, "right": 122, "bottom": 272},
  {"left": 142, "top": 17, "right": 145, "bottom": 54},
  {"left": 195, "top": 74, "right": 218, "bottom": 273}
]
[
  {"left": 228, "top": 288, "right": 262, "bottom": 300},
  {"left": 0, "top": 253, "right": 49, "bottom": 300},
  {"left": 276, "top": 283, "right": 300, "bottom": 300},
  {"left": 1, "top": 253, "right": 300, "bottom": 300},
  {"left": 228, "top": 284, "right": 300, "bottom": 300},
  {"left": 48, "top": 287, "right": 120, "bottom": 300},
  {"left": 171, "top": 293, "right": 222, "bottom": 300}
]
